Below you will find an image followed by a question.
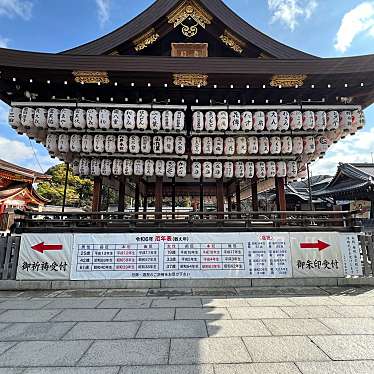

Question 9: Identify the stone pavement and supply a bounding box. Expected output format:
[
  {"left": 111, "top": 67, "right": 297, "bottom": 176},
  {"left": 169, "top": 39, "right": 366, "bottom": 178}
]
[{"left": 0, "top": 286, "right": 373, "bottom": 373}]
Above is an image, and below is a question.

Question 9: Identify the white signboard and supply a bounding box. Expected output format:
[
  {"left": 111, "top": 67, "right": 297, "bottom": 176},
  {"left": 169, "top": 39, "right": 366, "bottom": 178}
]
[
  {"left": 17, "top": 234, "right": 73, "bottom": 280},
  {"left": 71, "top": 232, "right": 292, "bottom": 280},
  {"left": 340, "top": 233, "right": 362, "bottom": 276}
]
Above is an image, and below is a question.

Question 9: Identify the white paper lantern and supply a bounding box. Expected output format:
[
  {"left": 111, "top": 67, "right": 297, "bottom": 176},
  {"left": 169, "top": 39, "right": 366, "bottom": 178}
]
[
  {"left": 93, "top": 135, "right": 105, "bottom": 153},
  {"left": 315, "top": 135, "right": 330, "bottom": 154},
  {"left": 70, "top": 134, "right": 82, "bottom": 153},
  {"left": 235, "top": 161, "right": 245, "bottom": 178},
  {"left": 224, "top": 137, "right": 235, "bottom": 155},
  {"left": 175, "top": 136, "right": 186, "bottom": 155},
  {"left": 144, "top": 159, "right": 155, "bottom": 177},
  {"left": 9, "top": 107, "right": 22, "bottom": 129},
  {"left": 229, "top": 111, "right": 241, "bottom": 131},
  {"left": 292, "top": 137, "right": 304, "bottom": 154},
  {"left": 162, "top": 110, "right": 173, "bottom": 131},
  {"left": 193, "top": 111, "right": 204, "bottom": 132},
  {"left": 174, "top": 111, "right": 185, "bottom": 131},
  {"left": 59, "top": 108, "right": 72, "bottom": 130},
  {"left": 247, "top": 137, "right": 259, "bottom": 154},
  {"left": 270, "top": 137, "right": 281, "bottom": 154},
  {"left": 287, "top": 161, "right": 298, "bottom": 178},
  {"left": 203, "top": 137, "right": 213, "bottom": 155},
  {"left": 352, "top": 110, "right": 365, "bottom": 132},
  {"left": 224, "top": 162, "right": 234, "bottom": 178},
  {"left": 266, "top": 161, "right": 276, "bottom": 178},
  {"left": 105, "top": 135, "right": 116, "bottom": 153},
  {"left": 46, "top": 134, "right": 58, "bottom": 153},
  {"left": 86, "top": 109, "right": 99, "bottom": 129},
  {"left": 91, "top": 158, "right": 101, "bottom": 176},
  {"left": 213, "top": 137, "right": 224, "bottom": 155},
  {"left": 327, "top": 110, "right": 339, "bottom": 130},
  {"left": 256, "top": 162, "right": 266, "bottom": 179},
  {"left": 241, "top": 111, "right": 253, "bottom": 131},
  {"left": 98, "top": 109, "right": 110, "bottom": 130},
  {"left": 73, "top": 109, "right": 86, "bottom": 129},
  {"left": 134, "top": 159, "right": 144, "bottom": 176},
  {"left": 290, "top": 111, "right": 303, "bottom": 130},
  {"left": 47, "top": 108, "right": 60, "bottom": 129},
  {"left": 141, "top": 135, "right": 152, "bottom": 154},
  {"left": 340, "top": 111, "right": 352, "bottom": 132},
  {"left": 191, "top": 137, "right": 202, "bottom": 155},
  {"left": 205, "top": 111, "right": 217, "bottom": 131},
  {"left": 101, "top": 159, "right": 112, "bottom": 176},
  {"left": 276, "top": 161, "right": 287, "bottom": 177},
  {"left": 236, "top": 137, "right": 247, "bottom": 155},
  {"left": 124, "top": 110, "right": 136, "bottom": 130},
  {"left": 303, "top": 136, "right": 316, "bottom": 154},
  {"left": 112, "top": 159, "right": 123, "bottom": 176},
  {"left": 123, "top": 159, "right": 134, "bottom": 176},
  {"left": 21, "top": 107, "right": 35, "bottom": 128},
  {"left": 315, "top": 111, "right": 327, "bottom": 131},
  {"left": 303, "top": 111, "right": 315, "bottom": 130},
  {"left": 155, "top": 160, "right": 165, "bottom": 177},
  {"left": 129, "top": 135, "right": 140, "bottom": 154},
  {"left": 58, "top": 134, "right": 70, "bottom": 153},
  {"left": 281, "top": 136, "right": 293, "bottom": 154},
  {"left": 245, "top": 162, "right": 255, "bottom": 179},
  {"left": 71, "top": 159, "right": 80, "bottom": 175},
  {"left": 266, "top": 111, "right": 278, "bottom": 131},
  {"left": 137, "top": 110, "right": 148, "bottom": 130},
  {"left": 326, "top": 128, "right": 343, "bottom": 144},
  {"left": 153, "top": 136, "right": 164, "bottom": 154},
  {"left": 217, "top": 111, "right": 229, "bottom": 131},
  {"left": 117, "top": 135, "right": 128, "bottom": 153},
  {"left": 80, "top": 135, "right": 92, "bottom": 154},
  {"left": 213, "top": 162, "right": 223, "bottom": 179},
  {"left": 79, "top": 158, "right": 90, "bottom": 176},
  {"left": 34, "top": 108, "right": 48, "bottom": 129},
  {"left": 111, "top": 109, "right": 123, "bottom": 130},
  {"left": 192, "top": 162, "right": 202, "bottom": 179},
  {"left": 164, "top": 136, "right": 174, "bottom": 154},
  {"left": 150, "top": 111, "right": 161, "bottom": 131},
  {"left": 166, "top": 160, "right": 176, "bottom": 178},
  {"left": 202, "top": 162, "right": 213, "bottom": 178},
  {"left": 278, "top": 111, "right": 290, "bottom": 132},
  {"left": 177, "top": 160, "right": 187, "bottom": 177},
  {"left": 259, "top": 137, "right": 270, "bottom": 155},
  {"left": 253, "top": 111, "right": 265, "bottom": 131}
]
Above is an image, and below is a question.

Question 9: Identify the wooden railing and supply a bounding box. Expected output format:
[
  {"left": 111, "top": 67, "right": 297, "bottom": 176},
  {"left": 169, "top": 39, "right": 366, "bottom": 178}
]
[{"left": 0, "top": 236, "right": 20, "bottom": 280}]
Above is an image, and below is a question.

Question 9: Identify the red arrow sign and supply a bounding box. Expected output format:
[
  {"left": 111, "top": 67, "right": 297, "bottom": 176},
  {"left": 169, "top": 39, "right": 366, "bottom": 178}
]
[
  {"left": 300, "top": 240, "right": 330, "bottom": 251},
  {"left": 32, "top": 242, "right": 63, "bottom": 254}
]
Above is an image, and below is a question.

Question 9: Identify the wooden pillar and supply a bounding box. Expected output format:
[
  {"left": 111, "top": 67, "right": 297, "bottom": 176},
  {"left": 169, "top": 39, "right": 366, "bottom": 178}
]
[
  {"left": 92, "top": 176, "right": 102, "bottom": 212},
  {"left": 134, "top": 182, "right": 140, "bottom": 214},
  {"left": 143, "top": 190, "right": 148, "bottom": 220},
  {"left": 155, "top": 177, "right": 163, "bottom": 219},
  {"left": 171, "top": 177, "right": 176, "bottom": 215},
  {"left": 199, "top": 176, "right": 204, "bottom": 214},
  {"left": 227, "top": 195, "right": 232, "bottom": 212},
  {"left": 251, "top": 178, "right": 259, "bottom": 212},
  {"left": 276, "top": 177, "right": 287, "bottom": 224},
  {"left": 216, "top": 178, "right": 224, "bottom": 217},
  {"left": 61, "top": 162, "right": 69, "bottom": 213},
  {"left": 118, "top": 177, "right": 126, "bottom": 213},
  {"left": 235, "top": 180, "right": 242, "bottom": 212}
]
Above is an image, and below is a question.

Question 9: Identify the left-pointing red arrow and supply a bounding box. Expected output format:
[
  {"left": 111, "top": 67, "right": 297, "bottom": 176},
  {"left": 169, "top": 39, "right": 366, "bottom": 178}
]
[{"left": 31, "top": 242, "right": 63, "bottom": 254}]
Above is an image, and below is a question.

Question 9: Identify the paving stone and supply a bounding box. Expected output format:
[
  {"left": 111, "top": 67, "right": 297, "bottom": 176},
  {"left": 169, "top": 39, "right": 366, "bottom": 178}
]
[
  {"left": 24, "top": 368, "right": 119, "bottom": 374},
  {"left": 229, "top": 307, "right": 290, "bottom": 319},
  {"left": 103, "top": 289, "right": 148, "bottom": 297},
  {"left": 296, "top": 360, "right": 374, "bottom": 374},
  {"left": 169, "top": 337, "right": 251, "bottom": 364},
  {"left": 79, "top": 339, "right": 169, "bottom": 366},
  {"left": 207, "top": 320, "right": 271, "bottom": 337},
  {"left": 152, "top": 298, "right": 202, "bottom": 308},
  {"left": 322, "top": 286, "right": 371, "bottom": 296},
  {"left": 214, "top": 363, "right": 302, "bottom": 374},
  {"left": 0, "top": 369, "right": 24, "bottom": 373},
  {"left": 0, "top": 322, "right": 75, "bottom": 341},
  {"left": 246, "top": 297, "right": 297, "bottom": 307},
  {"left": 0, "top": 291, "right": 25, "bottom": 298},
  {"left": 98, "top": 298, "right": 152, "bottom": 309},
  {"left": 62, "top": 321, "right": 140, "bottom": 340},
  {"left": 137, "top": 320, "right": 207, "bottom": 338},
  {"left": 0, "top": 299, "right": 52, "bottom": 309},
  {"left": 21, "top": 290, "right": 64, "bottom": 298},
  {"left": 120, "top": 365, "right": 214, "bottom": 374},
  {"left": 0, "top": 340, "right": 92, "bottom": 367},
  {"left": 0, "top": 309, "right": 62, "bottom": 323},
  {"left": 115, "top": 307, "right": 175, "bottom": 321},
  {"left": 0, "top": 342, "right": 17, "bottom": 355},
  {"left": 310, "top": 334, "right": 374, "bottom": 360},
  {"left": 288, "top": 296, "right": 343, "bottom": 306},
  {"left": 328, "top": 305, "right": 374, "bottom": 317},
  {"left": 148, "top": 288, "right": 192, "bottom": 297},
  {"left": 52, "top": 308, "right": 119, "bottom": 322},
  {"left": 281, "top": 306, "right": 342, "bottom": 318},
  {"left": 176, "top": 307, "right": 231, "bottom": 320},
  {"left": 201, "top": 298, "right": 249, "bottom": 308},
  {"left": 44, "top": 298, "right": 102, "bottom": 309},
  {"left": 192, "top": 288, "right": 237, "bottom": 297},
  {"left": 243, "top": 336, "right": 329, "bottom": 362},
  {"left": 330, "top": 296, "right": 374, "bottom": 306},
  {"left": 262, "top": 318, "right": 333, "bottom": 335},
  {"left": 57, "top": 289, "right": 107, "bottom": 298},
  {"left": 320, "top": 317, "right": 374, "bottom": 334},
  {"left": 236, "top": 287, "right": 328, "bottom": 297}
]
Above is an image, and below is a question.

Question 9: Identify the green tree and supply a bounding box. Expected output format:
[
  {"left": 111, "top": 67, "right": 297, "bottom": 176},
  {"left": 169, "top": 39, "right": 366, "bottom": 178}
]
[{"left": 37, "top": 163, "right": 93, "bottom": 208}]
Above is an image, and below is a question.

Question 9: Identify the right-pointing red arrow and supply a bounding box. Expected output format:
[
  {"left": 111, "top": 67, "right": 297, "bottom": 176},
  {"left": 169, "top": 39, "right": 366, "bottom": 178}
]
[{"left": 300, "top": 240, "right": 330, "bottom": 251}]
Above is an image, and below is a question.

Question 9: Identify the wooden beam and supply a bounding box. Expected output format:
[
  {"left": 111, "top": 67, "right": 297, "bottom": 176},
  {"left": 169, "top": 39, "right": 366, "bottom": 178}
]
[
  {"left": 155, "top": 177, "right": 163, "bottom": 217},
  {"left": 200, "top": 176, "right": 204, "bottom": 213},
  {"left": 92, "top": 176, "right": 102, "bottom": 212},
  {"left": 134, "top": 182, "right": 140, "bottom": 213},
  {"left": 235, "top": 180, "right": 242, "bottom": 212},
  {"left": 171, "top": 177, "right": 176, "bottom": 213},
  {"left": 251, "top": 178, "right": 259, "bottom": 212},
  {"left": 227, "top": 195, "right": 232, "bottom": 212},
  {"left": 216, "top": 178, "right": 224, "bottom": 213},
  {"left": 143, "top": 187, "right": 148, "bottom": 219},
  {"left": 276, "top": 176, "right": 287, "bottom": 224},
  {"left": 118, "top": 176, "right": 126, "bottom": 212}
]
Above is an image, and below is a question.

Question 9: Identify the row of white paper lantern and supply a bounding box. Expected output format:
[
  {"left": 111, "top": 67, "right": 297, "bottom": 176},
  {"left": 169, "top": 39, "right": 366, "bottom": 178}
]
[
  {"left": 73, "top": 158, "right": 187, "bottom": 178},
  {"left": 45, "top": 134, "right": 186, "bottom": 155},
  {"left": 190, "top": 161, "right": 298, "bottom": 179},
  {"left": 9, "top": 107, "right": 185, "bottom": 132},
  {"left": 193, "top": 110, "right": 365, "bottom": 132}
]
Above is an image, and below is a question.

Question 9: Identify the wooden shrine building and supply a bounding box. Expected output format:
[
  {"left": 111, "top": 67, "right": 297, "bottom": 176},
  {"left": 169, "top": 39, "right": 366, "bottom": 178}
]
[{"left": 0, "top": 0, "right": 374, "bottom": 217}]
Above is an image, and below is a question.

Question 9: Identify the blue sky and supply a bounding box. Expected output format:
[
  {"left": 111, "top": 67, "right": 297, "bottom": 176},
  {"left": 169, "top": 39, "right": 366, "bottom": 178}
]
[{"left": 0, "top": 0, "right": 373, "bottom": 175}]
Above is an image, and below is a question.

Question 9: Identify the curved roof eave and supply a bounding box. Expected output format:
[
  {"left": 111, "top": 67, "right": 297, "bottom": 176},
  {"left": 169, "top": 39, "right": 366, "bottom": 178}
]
[{"left": 62, "top": 0, "right": 316, "bottom": 59}]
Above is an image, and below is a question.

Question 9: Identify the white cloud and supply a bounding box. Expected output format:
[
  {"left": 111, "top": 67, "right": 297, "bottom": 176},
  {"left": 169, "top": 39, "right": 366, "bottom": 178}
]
[
  {"left": 0, "top": 0, "right": 33, "bottom": 20},
  {"left": 267, "top": 0, "right": 318, "bottom": 31},
  {"left": 96, "top": 0, "right": 110, "bottom": 27},
  {"left": 0, "top": 36, "right": 9, "bottom": 48},
  {"left": 335, "top": 1, "right": 374, "bottom": 53}
]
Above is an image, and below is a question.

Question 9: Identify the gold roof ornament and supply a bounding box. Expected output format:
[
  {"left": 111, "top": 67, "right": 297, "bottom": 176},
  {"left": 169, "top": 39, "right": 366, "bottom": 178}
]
[
  {"left": 173, "top": 73, "right": 208, "bottom": 87},
  {"left": 219, "top": 30, "right": 246, "bottom": 54},
  {"left": 270, "top": 74, "right": 307, "bottom": 88},
  {"left": 167, "top": 0, "right": 212, "bottom": 38},
  {"left": 133, "top": 28, "right": 160, "bottom": 52},
  {"left": 73, "top": 71, "right": 110, "bottom": 84}
]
